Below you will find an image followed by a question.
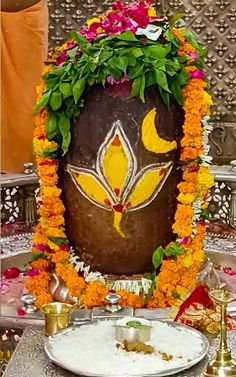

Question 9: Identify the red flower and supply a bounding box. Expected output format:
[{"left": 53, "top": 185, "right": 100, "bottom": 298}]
[
  {"left": 17, "top": 308, "right": 25, "bottom": 316},
  {"left": 4, "top": 267, "right": 21, "bottom": 279}
]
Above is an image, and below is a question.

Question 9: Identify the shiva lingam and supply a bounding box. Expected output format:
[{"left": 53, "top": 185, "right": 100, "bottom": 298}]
[{"left": 204, "top": 284, "right": 236, "bottom": 377}]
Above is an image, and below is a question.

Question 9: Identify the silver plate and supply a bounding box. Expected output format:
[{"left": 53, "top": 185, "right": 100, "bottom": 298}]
[{"left": 44, "top": 320, "right": 209, "bottom": 377}]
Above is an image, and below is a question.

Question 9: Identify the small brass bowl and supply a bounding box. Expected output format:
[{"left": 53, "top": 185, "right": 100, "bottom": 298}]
[
  {"left": 115, "top": 317, "right": 152, "bottom": 343},
  {"left": 41, "top": 302, "right": 74, "bottom": 336}
]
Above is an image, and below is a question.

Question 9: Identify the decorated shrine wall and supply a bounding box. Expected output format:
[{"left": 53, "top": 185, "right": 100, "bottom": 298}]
[{"left": 47, "top": 0, "right": 236, "bottom": 164}]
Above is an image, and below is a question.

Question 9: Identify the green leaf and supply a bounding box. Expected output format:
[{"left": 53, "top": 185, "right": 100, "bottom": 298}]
[
  {"left": 129, "top": 76, "right": 142, "bottom": 98},
  {"left": 169, "top": 13, "right": 185, "bottom": 28},
  {"left": 48, "top": 236, "right": 69, "bottom": 245},
  {"left": 143, "top": 272, "right": 156, "bottom": 305},
  {"left": 72, "top": 77, "right": 86, "bottom": 104},
  {"left": 159, "top": 87, "right": 170, "bottom": 108},
  {"left": 144, "top": 44, "right": 171, "bottom": 59},
  {"left": 127, "top": 63, "right": 144, "bottom": 79},
  {"left": 115, "top": 31, "right": 138, "bottom": 41},
  {"left": 49, "top": 90, "right": 62, "bottom": 111},
  {"left": 170, "top": 80, "right": 184, "bottom": 105},
  {"left": 132, "top": 48, "right": 143, "bottom": 58},
  {"left": 70, "top": 31, "right": 88, "bottom": 46},
  {"left": 32, "top": 252, "right": 45, "bottom": 260},
  {"left": 67, "top": 47, "right": 78, "bottom": 58},
  {"left": 58, "top": 112, "right": 71, "bottom": 155},
  {"left": 164, "top": 242, "right": 184, "bottom": 256},
  {"left": 126, "top": 53, "right": 136, "bottom": 67},
  {"left": 154, "top": 69, "right": 171, "bottom": 92},
  {"left": 46, "top": 77, "right": 60, "bottom": 89},
  {"left": 164, "top": 30, "right": 181, "bottom": 48},
  {"left": 152, "top": 246, "right": 164, "bottom": 270},
  {"left": 59, "top": 82, "right": 72, "bottom": 98},
  {"left": 41, "top": 147, "right": 59, "bottom": 158},
  {"left": 139, "top": 75, "right": 146, "bottom": 103},
  {"left": 36, "top": 90, "right": 51, "bottom": 112},
  {"left": 201, "top": 208, "right": 209, "bottom": 220},
  {"left": 177, "top": 66, "right": 189, "bottom": 86},
  {"left": 47, "top": 67, "right": 65, "bottom": 77},
  {"left": 99, "top": 51, "right": 114, "bottom": 64},
  {"left": 46, "top": 113, "right": 58, "bottom": 140},
  {"left": 146, "top": 72, "right": 156, "bottom": 88},
  {"left": 109, "top": 56, "right": 128, "bottom": 73},
  {"left": 108, "top": 66, "right": 122, "bottom": 81}
]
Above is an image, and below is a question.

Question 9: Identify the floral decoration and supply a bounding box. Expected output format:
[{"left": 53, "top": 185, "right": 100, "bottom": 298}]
[{"left": 27, "top": 0, "right": 214, "bottom": 309}]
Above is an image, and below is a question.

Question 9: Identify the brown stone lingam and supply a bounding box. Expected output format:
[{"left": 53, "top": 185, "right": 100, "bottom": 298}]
[{"left": 59, "top": 83, "right": 184, "bottom": 275}]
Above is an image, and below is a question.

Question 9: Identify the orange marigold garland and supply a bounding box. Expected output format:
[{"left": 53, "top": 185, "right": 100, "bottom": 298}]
[
  {"left": 148, "top": 30, "right": 214, "bottom": 308},
  {"left": 28, "top": 9, "right": 214, "bottom": 309}
]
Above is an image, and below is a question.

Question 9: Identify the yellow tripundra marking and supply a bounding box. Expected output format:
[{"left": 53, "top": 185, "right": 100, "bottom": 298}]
[{"left": 141, "top": 108, "right": 177, "bottom": 154}]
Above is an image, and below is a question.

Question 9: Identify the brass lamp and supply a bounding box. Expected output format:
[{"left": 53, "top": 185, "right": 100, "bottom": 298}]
[{"left": 204, "top": 285, "right": 236, "bottom": 377}]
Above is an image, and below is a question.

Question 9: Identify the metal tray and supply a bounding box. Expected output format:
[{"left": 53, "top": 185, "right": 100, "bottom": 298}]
[{"left": 44, "top": 320, "right": 209, "bottom": 377}]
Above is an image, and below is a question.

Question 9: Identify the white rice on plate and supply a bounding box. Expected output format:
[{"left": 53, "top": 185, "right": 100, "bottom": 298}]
[{"left": 47, "top": 320, "right": 205, "bottom": 376}]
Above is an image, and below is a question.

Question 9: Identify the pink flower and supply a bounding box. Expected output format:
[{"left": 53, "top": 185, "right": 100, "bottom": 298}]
[
  {"left": 107, "top": 74, "right": 129, "bottom": 85},
  {"left": 198, "top": 220, "right": 206, "bottom": 225},
  {"left": 38, "top": 159, "right": 58, "bottom": 166},
  {"left": 27, "top": 268, "right": 40, "bottom": 277},
  {"left": 67, "top": 40, "right": 76, "bottom": 49},
  {"left": 223, "top": 267, "right": 236, "bottom": 276},
  {"left": 180, "top": 237, "right": 188, "bottom": 245},
  {"left": 189, "top": 69, "right": 205, "bottom": 80},
  {"left": 57, "top": 51, "right": 67, "bottom": 65},
  {"left": 186, "top": 165, "right": 199, "bottom": 173},
  {"left": 17, "top": 308, "right": 25, "bottom": 316},
  {"left": 80, "top": 0, "right": 153, "bottom": 42},
  {"left": 187, "top": 52, "right": 199, "bottom": 60},
  {"left": 32, "top": 243, "right": 46, "bottom": 251}
]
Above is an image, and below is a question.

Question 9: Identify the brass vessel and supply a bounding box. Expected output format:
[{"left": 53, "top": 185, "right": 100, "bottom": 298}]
[
  {"left": 41, "top": 302, "right": 74, "bottom": 336},
  {"left": 204, "top": 285, "right": 236, "bottom": 377}
]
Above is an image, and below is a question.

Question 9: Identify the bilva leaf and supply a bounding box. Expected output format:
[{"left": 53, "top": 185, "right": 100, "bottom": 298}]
[
  {"left": 132, "top": 47, "right": 143, "bottom": 58},
  {"left": 72, "top": 77, "right": 86, "bottom": 104},
  {"left": 170, "top": 80, "right": 184, "bottom": 105},
  {"left": 164, "top": 242, "right": 184, "bottom": 256},
  {"left": 164, "top": 30, "right": 181, "bottom": 48},
  {"left": 154, "top": 69, "right": 171, "bottom": 93},
  {"left": 127, "top": 63, "right": 144, "bottom": 79},
  {"left": 177, "top": 66, "right": 189, "bottom": 86},
  {"left": 49, "top": 90, "right": 63, "bottom": 111},
  {"left": 47, "top": 113, "right": 58, "bottom": 140},
  {"left": 115, "top": 31, "right": 138, "bottom": 41},
  {"left": 32, "top": 252, "right": 45, "bottom": 260},
  {"left": 144, "top": 272, "right": 156, "bottom": 305},
  {"left": 144, "top": 44, "right": 171, "bottom": 59},
  {"left": 36, "top": 90, "right": 51, "bottom": 112},
  {"left": 169, "top": 13, "right": 185, "bottom": 28},
  {"left": 59, "top": 82, "right": 72, "bottom": 98},
  {"left": 48, "top": 236, "right": 69, "bottom": 245},
  {"left": 99, "top": 51, "right": 114, "bottom": 64},
  {"left": 109, "top": 56, "right": 128, "bottom": 73},
  {"left": 139, "top": 75, "right": 145, "bottom": 103},
  {"left": 129, "top": 76, "right": 142, "bottom": 98},
  {"left": 152, "top": 246, "right": 164, "bottom": 270},
  {"left": 58, "top": 112, "right": 71, "bottom": 156},
  {"left": 159, "top": 87, "right": 170, "bottom": 108},
  {"left": 70, "top": 31, "right": 89, "bottom": 46},
  {"left": 41, "top": 147, "right": 59, "bottom": 158}
]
